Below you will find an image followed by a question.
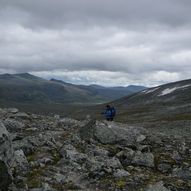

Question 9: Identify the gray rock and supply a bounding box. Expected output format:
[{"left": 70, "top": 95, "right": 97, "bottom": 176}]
[
  {"left": 113, "top": 169, "right": 130, "bottom": 178},
  {"left": 3, "top": 119, "right": 25, "bottom": 132},
  {"left": 86, "top": 157, "right": 105, "bottom": 175},
  {"left": 157, "top": 163, "right": 172, "bottom": 173},
  {"left": 0, "top": 160, "right": 13, "bottom": 191},
  {"left": 0, "top": 121, "right": 14, "bottom": 190},
  {"left": 6, "top": 108, "right": 19, "bottom": 114},
  {"left": 42, "top": 182, "right": 54, "bottom": 191},
  {"left": 138, "top": 145, "right": 152, "bottom": 152},
  {"left": 116, "top": 149, "right": 135, "bottom": 166},
  {"left": 132, "top": 151, "right": 155, "bottom": 168},
  {"left": 79, "top": 120, "right": 147, "bottom": 146},
  {"left": 57, "top": 118, "right": 82, "bottom": 129},
  {"left": 13, "top": 112, "right": 30, "bottom": 120},
  {"left": 25, "top": 127, "right": 38, "bottom": 132},
  {"left": 38, "top": 158, "right": 53, "bottom": 165},
  {"left": 60, "top": 144, "right": 87, "bottom": 164},
  {"left": 105, "top": 157, "right": 122, "bottom": 169},
  {"left": 53, "top": 173, "right": 66, "bottom": 184},
  {"left": 54, "top": 115, "right": 60, "bottom": 120},
  {"left": 86, "top": 156, "right": 122, "bottom": 177},
  {"left": 13, "top": 150, "right": 29, "bottom": 173},
  {"left": 145, "top": 181, "right": 170, "bottom": 191},
  {"left": 136, "top": 134, "right": 146, "bottom": 143},
  {"left": 172, "top": 168, "right": 191, "bottom": 180},
  {"left": 93, "top": 147, "right": 109, "bottom": 157},
  {"left": 171, "top": 151, "right": 182, "bottom": 162},
  {"left": 12, "top": 138, "right": 35, "bottom": 155}
]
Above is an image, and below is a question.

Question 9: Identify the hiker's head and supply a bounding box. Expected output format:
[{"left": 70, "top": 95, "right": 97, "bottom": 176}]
[{"left": 106, "top": 105, "right": 110, "bottom": 109}]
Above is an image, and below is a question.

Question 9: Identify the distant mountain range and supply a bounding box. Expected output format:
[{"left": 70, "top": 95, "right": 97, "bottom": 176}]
[{"left": 0, "top": 73, "right": 146, "bottom": 109}]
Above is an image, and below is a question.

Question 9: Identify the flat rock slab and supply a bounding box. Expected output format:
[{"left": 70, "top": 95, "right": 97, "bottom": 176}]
[{"left": 79, "top": 120, "right": 147, "bottom": 146}]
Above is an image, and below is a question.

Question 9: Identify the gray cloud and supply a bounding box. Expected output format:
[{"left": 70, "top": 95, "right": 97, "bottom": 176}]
[
  {"left": 1, "top": 0, "right": 191, "bottom": 29},
  {"left": 0, "top": 0, "right": 191, "bottom": 86}
]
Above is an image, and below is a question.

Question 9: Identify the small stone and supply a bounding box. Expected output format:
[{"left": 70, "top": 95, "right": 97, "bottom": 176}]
[
  {"left": 54, "top": 115, "right": 60, "bottom": 120},
  {"left": 54, "top": 173, "right": 66, "bottom": 183},
  {"left": 157, "top": 163, "right": 172, "bottom": 173},
  {"left": 146, "top": 181, "right": 170, "bottom": 191},
  {"left": 137, "top": 135, "right": 146, "bottom": 143},
  {"left": 114, "top": 169, "right": 130, "bottom": 178},
  {"left": 172, "top": 168, "right": 191, "bottom": 180},
  {"left": 127, "top": 166, "right": 134, "bottom": 171},
  {"left": 25, "top": 127, "right": 38, "bottom": 131},
  {"left": 171, "top": 151, "right": 182, "bottom": 162},
  {"left": 42, "top": 182, "right": 53, "bottom": 191},
  {"left": 60, "top": 144, "right": 87, "bottom": 164},
  {"left": 138, "top": 145, "right": 152, "bottom": 152},
  {"left": 132, "top": 151, "right": 155, "bottom": 168}
]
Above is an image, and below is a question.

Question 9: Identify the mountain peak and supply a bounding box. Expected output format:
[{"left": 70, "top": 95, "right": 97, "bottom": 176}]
[
  {"left": 14, "top": 73, "right": 38, "bottom": 79},
  {"left": 0, "top": 73, "right": 14, "bottom": 79}
]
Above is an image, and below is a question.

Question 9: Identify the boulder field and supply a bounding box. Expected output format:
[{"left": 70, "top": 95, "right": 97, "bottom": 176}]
[{"left": 0, "top": 108, "right": 191, "bottom": 191}]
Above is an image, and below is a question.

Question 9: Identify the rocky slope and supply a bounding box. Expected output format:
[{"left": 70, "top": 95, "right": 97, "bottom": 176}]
[{"left": 0, "top": 108, "right": 191, "bottom": 191}]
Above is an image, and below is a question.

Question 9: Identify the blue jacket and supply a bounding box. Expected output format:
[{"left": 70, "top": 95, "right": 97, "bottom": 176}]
[{"left": 104, "top": 109, "right": 112, "bottom": 118}]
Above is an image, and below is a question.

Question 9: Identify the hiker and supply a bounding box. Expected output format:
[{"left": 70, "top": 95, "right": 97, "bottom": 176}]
[{"left": 102, "top": 105, "right": 116, "bottom": 121}]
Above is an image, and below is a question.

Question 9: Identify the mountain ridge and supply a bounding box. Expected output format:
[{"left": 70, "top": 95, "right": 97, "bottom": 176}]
[{"left": 0, "top": 73, "right": 147, "bottom": 112}]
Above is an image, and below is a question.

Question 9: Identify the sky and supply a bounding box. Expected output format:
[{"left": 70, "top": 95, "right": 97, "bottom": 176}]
[{"left": 0, "top": 0, "right": 191, "bottom": 87}]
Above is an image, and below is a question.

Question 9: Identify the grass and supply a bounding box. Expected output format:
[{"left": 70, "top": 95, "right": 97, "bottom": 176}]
[
  {"left": 161, "top": 113, "right": 191, "bottom": 121},
  {"left": 26, "top": 167, "right": 44, "bottom": 188}
]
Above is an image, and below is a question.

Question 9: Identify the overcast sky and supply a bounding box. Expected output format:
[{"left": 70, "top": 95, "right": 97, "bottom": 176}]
[{"left": 0, "top": 0, "right": 191, "bottom": 87}]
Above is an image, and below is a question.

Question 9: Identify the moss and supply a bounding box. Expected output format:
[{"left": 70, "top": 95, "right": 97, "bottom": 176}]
[
  {"left": 101, "top": 177, "right": 127, "bottom": 190},
  {"left": 162, "top": 177, "right": 191, "bottom": 190},
  {"left": 164, "top": 114, "right": 191, "bottom": 121},
  {"left": 102, "top": 144, "right": 121, "bottom": 157},
  {"left": 26, "top": 168, "right": 44, "bottom": 188},
  {"left": 27, "top": 152, "right": 38, "bottom": 162},
  {"left": 151, "top": 113, "right": 191, "bottom": 122},
  {"left": 50, "top": 149, "right": 62, "bottom": 164},
  {"left": 65, "top": 181, "right": 80, "bottom": 190},
  {"left": 115, "top": 179, "right": 126, "bottom": 189},
  {"left": 52, "top": 183, "right": 64, "bottom": 191},
  {"left": 154, "top": 153, "right": 176, "bottom": 166}
]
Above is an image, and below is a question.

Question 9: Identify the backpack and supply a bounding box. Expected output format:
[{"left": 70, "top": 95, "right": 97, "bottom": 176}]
[{"left": 110, "top": 107, "right": 116, "bottom": 117}]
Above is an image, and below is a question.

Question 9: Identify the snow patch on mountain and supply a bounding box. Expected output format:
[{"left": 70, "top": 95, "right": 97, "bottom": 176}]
[
  {"left": 145, "top": 88, "right": 159, "bottom": 94},
  {"left": 141, "top": 87, "right": 159, "bottom": 94},
  {"left": 158, "top": 84, "right": 191, "bottom": 96}
]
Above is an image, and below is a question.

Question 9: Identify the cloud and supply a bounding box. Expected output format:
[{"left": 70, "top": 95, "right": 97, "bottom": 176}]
[
  {"left": 1, "top": 0, "right": 191, "bottom": 29},
  {"left": 32, "top": 70, "right": 182, "bottom": 87},
  {"left": 0, "top": 0, "right": 191, "bottom": 86}
]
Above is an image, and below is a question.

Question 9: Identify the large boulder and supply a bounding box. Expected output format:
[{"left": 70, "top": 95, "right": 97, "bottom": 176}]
[
  {"left": 3, "top": 119, "right": 25, "bottom": 132},
  {"left": 79, "top": 120, "right": 147, "bottom": 146},
  {"left": 0, "top": 121, "right": 14, "bottom": 190}
]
